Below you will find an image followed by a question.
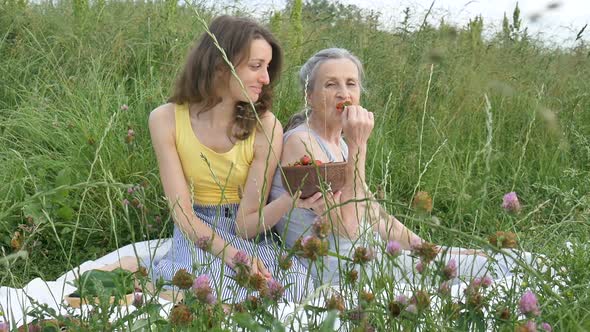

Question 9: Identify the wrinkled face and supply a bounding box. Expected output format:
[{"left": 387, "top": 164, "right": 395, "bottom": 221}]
[
  {"left": 307, "top": 58, "right": 361, "bottom": 115},
  {"left": 227, "top": 38, "right": 273, "bottom": 103}
]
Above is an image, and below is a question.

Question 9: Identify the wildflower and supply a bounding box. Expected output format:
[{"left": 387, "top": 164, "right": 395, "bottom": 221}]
[
  {"left": 136, "top": 266, "right": 148, "bottom": 277},
  {"left": 489, "top": 231, "right": 518, "bottom": 248},
  {"left": 411, "top": 241, "right": 438, "bottom": 263},
  {"left": 410, "top": 290, "right": 430, "bottom": 311},
  {"left": 541, "top": 322, "right": 552, "bottom": 332},
  {"left": 169, "top": 304, "right": 193, "bottom": 326},
  {"left": 415, "top": 260, "right": 425, "bottom": 274},
  {"left": 265, "top": 279, "right": 284, "bottom": 302},
  {"left": 519, "top": 290, "right": 541, "bottom": 316},
  {"left": 171, "top": 269, "right": 193, "bottom": 289},
  {"left": 10, "top": 231, "right": 22, "bottom": 251},
  {"left": 249, "top": 272, "right": 267, "bottom": 293},
  {"left": 193, "top": 275, "right": 216, "bottom": 305},
  {"left": 127, "top": 187, "right": 135, "bottom": 194},
  {"left": 465, "top": 279, "right": 485, "bottom": 310},
  {"left": 439, "top": 281, "right": 451, "bottom": 295},
  {"left": 243, "top": 295, "right": 260, "bottom": 311},
  {"left": 232, "top": 250, "right": 250, "bottom": 268},
  {"left": 516, "top": 320, "right": 537, "bottom": 332},
  {"left": 352, "top": 246, "right": 375, "bottom": 265},
  {"left": 412, "top": 191, "right": 433, "bottom": 213},
  {"left": 121, "top": 198, "right": 129, "bottom": 206},
  {"left": 196, "top": 236, "right": 212, "bottom": 251},
  {"left": 502, "top": 191, "right": 521, "bottom": 213},
  {"left": 442, "top": 258, "right": 458, "bottom": 280},
  {"left": 386, "top": 240, "right": 402, "bottom": 257},
  {"left": 278, "top": 253, "right": 293, "bottom": 271},
  {"left": 120, "top": 104, "right": 129, "bottom": 111},
  {"left": 326, "top": 294, "right": 345, "bottom": 312},
  {"left": 126, "top": 128, "right": 135, "bottom": 144},
  {"left": 300, "top": 235, "right": 327, "bottom": 260},
  {"left": 388, "top": 301, "right": 401, "bottom": 317},
  {"left": 482, "top": 276, "right": 493, "bottom": 287},
  {"left": 395, "top": 295, "right": 408, "bottom": 305},
  {"left": 345, "top": 269, "right": 358, "bottom": 284},
  {"left": 405, "top": 304, "right": 418, "bottom": 314},
  {"left": 497, "top": 307, "right": 511, "bottom": 320},
  {"left": 312, "top": 217, "right": 331, "bottom": 239},
  {"left": 360, "top": 290, "right": 374, "bottom": 306},
  {"left": 133, "top": 292, "right": 143, "bottom": 307},
  {"left": 347, "top": 307, "right": 365, "bottom": 323}
]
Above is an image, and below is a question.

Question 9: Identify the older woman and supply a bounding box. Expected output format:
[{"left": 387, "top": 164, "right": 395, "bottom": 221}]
[{"left": 269, "top": 48, "right": 525, "bottom": 287}]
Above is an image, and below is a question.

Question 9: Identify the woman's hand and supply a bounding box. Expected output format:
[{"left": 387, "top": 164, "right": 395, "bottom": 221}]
[
  {"left": 294, "top": 191, "right": 342, "bottom": 216},
  {"left": 250, "top": 256, "right": 272, "bottom": 279},
  {"left": 341, "top": 105, "right": 374, "bottom": 147}
]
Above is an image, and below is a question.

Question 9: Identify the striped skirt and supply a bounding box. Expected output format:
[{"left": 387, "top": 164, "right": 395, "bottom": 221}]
[{"left": 147, "top": 203, "right": 313, "bottom": 303}]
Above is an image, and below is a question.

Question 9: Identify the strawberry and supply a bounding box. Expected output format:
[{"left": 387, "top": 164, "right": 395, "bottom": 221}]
[
  {"left": 313, "top": 160, "right": 323, "bottom": 166},
  {"left": 336, "top": 101, "right": 352, "bottom": 113},
  {"left": 300, "top": 155, "right": 312, "bottom": 166}
]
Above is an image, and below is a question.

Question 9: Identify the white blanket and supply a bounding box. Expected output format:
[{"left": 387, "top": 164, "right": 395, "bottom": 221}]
[{"left": 1, "top": 240, "right": 558, "bottom": 330}]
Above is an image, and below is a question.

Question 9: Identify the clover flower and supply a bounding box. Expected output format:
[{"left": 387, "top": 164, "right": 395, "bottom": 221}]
[
  {"left": 352, "top": 246, "right": 375, "bottom": 265},
  {"left": 516, "top": 320, "right": 537, "bottom": 332},
  {"left": 278, "top": 253, "right": 293, "bottom": 271},
  {"left": 519, "top": 290, "right": 541, "bottom": 316},
  {"left": 411, "top": 241, "right": 438, "bottom": 263},
  {"left": 232, "top": 250, "right": 249, "bottom": 268},
  {"left": 502, "top": 191, "right": 521, "bottom": 213},
  {"left": 196, "top": 236, "right": 212, "bottom": 251},
  {"left": 386, "top": 240, "right": 402, "bottom": 257},
  {"left": 193, "top": 274, "right": 216, "bottom": 305},
  {"left": 412, "top": 191, "right": 433, "bottom": 213},
  {"left": 442, "top": 258, "right": 458, "bottom": 280},
  {"left": 326, "top": 294, "right": 345, "bottom": 312},
  {"left": 489, "top": 231, "right": 518, "bottom": 248},
  {"left": 171, "top": 269, "right": 193, "bottom": 289},
  {"left": 312, "top": 217, "right": 331, "bottom": 239},
  {"left": 541, "top": 322, "right": 552, "bottom": 332},
  {"left": 120, "top": 104, "right": 129, "bottom": 111},
  {"left": 266, "top": 279, "right": 284, "bottom": 302},
  {"left": 169, "top": 304, "right": 193, "bottom": 326},
  {"left": 133, "top": 292, "right": 143, "bottom": 307}
]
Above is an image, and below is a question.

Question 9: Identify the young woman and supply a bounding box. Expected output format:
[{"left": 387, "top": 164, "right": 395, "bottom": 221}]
[
  {"left": 269, "top": 48, "right": 525, "bottom": 287},
  {"left": 111, "top": 16, "right": 322, "bottom": 304}
]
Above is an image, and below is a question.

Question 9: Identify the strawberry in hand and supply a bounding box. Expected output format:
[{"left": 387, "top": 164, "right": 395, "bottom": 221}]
[{"left": 336, "top": 101, "right": 352, "bottom": 113}]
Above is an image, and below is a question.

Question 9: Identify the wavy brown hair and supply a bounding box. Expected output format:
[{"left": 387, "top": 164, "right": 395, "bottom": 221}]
[{"left": 169, "top": 15, "right": 283, "bottom": 140}]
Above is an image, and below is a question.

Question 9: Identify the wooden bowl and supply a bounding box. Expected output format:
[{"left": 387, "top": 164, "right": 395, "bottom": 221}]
[
  {"left": 281, "top": 161, "right": 347, "bottom": 198},
  {"left": 64, "top": 292, "right": 135, "bottom": 308}
]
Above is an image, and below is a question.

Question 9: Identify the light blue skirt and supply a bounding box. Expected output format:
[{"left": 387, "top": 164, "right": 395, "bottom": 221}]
[{"left": 146, "top": 203, "right": 313, "bottom": 303}]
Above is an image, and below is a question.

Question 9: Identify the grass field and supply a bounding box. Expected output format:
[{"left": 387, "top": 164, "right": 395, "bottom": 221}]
[{"left": 1, "top": 0, "right": 589, "bottom": 330}]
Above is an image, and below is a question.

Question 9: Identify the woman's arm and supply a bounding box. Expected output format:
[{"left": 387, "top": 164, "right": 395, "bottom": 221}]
[
  {"left": 235, "top": 113, "right": 323, "bottom": 239},
  {"left": 149, "top": 104, "right": 241, "bottom": 266}
]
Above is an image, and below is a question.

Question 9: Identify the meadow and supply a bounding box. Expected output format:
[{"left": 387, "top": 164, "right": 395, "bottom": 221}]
[{"left": 1, "top": 0, "right": 589, "bottom": 330}]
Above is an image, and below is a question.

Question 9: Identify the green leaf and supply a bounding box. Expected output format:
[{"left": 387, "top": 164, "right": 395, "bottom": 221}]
[
  {"left": 23, "top": 200, "right": 46, "bottom": 224},
  {"left": 56, "top": 205, "right": 74, "bottom": 221}
]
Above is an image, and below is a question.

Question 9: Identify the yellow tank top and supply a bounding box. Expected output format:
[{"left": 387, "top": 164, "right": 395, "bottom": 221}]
[{"left": 175, "top": 104, "right": 255, "bottom": 205}]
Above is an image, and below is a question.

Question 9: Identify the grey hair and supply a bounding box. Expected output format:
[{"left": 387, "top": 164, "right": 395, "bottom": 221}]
[{"left": 284, "top": 48, "right": 364, "bottom": 131}]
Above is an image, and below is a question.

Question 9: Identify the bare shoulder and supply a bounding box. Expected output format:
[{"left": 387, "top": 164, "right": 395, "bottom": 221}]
[
  {"left": 149, "top": 103, "right": 175, "bottom": 126},
  {"left": 148, "top": 103, "right": 176, "bottom": 142},
  {"left": 283, "top": 128, "right": 315, "bottom": 149},
  {"left": 256, "top": 112, "right": 282, "bottom": 135}
]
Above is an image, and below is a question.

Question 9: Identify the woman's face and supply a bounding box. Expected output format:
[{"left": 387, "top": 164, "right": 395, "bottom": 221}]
[
  {"left": 307, "top": 58, "right": 361, "bottom": 116},
  {"left": 228, "top": 38, "right": 273, "bottom": 103}
]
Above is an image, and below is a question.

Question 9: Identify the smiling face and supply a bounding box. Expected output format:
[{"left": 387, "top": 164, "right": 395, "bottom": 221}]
[
  {"left": 307, "top": 58, "right": 361, "bottom": 115},
  {"left": 226, "top": 38, "right": 273, "bottom": 103}
]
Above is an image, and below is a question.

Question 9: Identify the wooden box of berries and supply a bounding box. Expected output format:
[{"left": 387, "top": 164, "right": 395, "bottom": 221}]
[{"left": 280, "top": 155, "right": 347, "bottom": 198}]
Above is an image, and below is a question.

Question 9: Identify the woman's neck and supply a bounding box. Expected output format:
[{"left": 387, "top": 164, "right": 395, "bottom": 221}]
[
  {"left": 308, "top": 113, "right": 342, "bottom": 145},
  {"left": 190, "top": 99, "right": 235, "bottom": 128}
]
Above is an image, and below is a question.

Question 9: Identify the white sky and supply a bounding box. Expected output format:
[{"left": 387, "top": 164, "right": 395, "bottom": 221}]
[{"left": 226, "top": 0, "right": 589, "bottom": 47}]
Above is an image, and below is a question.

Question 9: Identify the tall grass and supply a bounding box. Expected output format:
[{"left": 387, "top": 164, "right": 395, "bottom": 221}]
[{"left": 1, "top": 0, "right": 589, "bottom": 329}]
